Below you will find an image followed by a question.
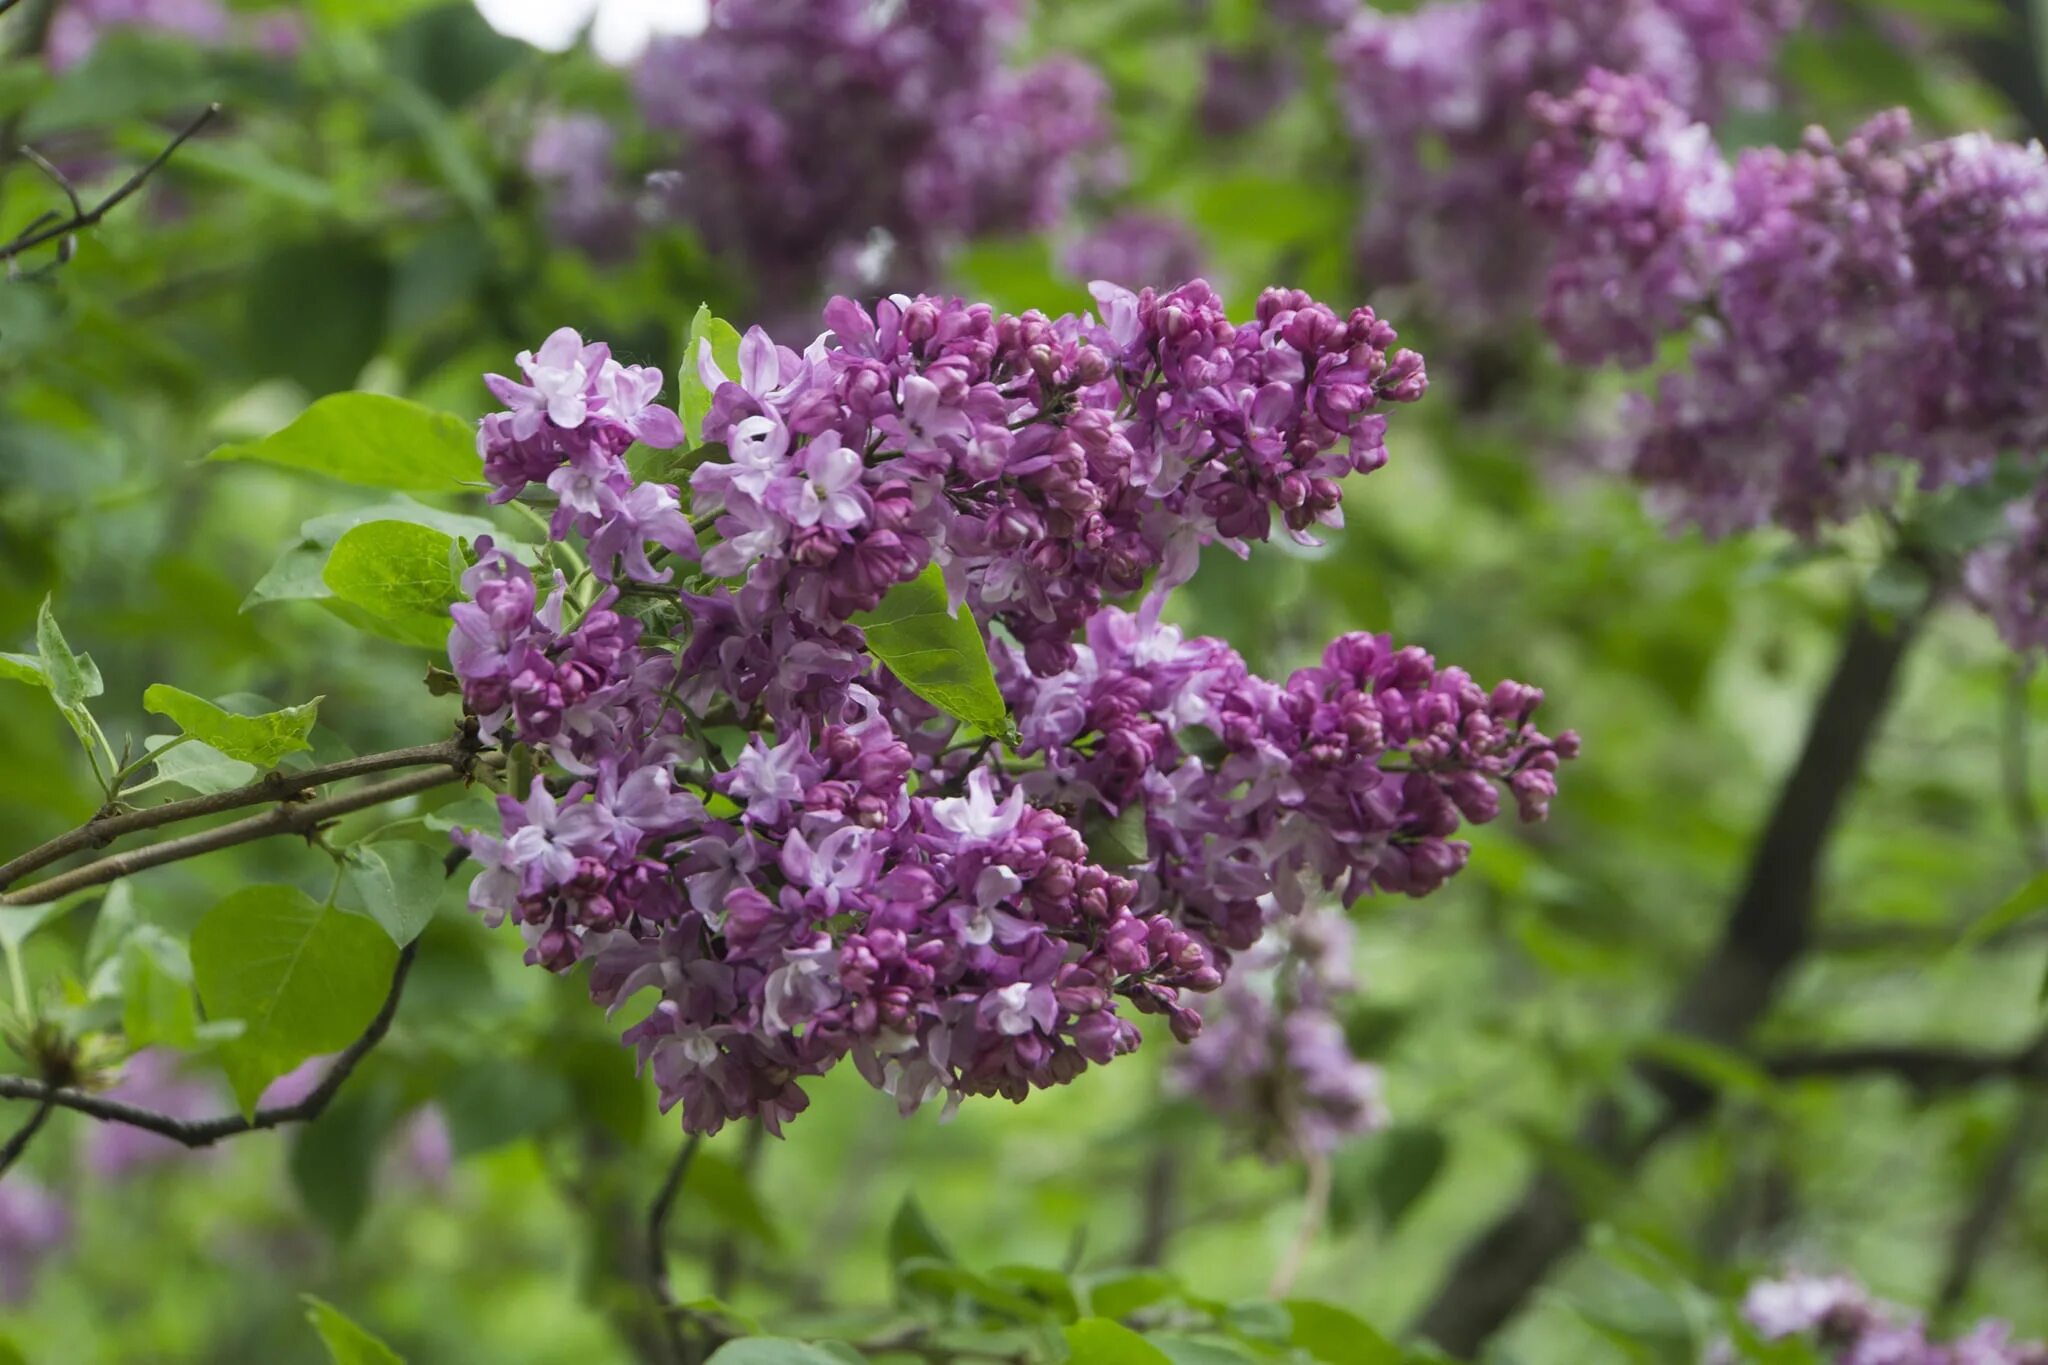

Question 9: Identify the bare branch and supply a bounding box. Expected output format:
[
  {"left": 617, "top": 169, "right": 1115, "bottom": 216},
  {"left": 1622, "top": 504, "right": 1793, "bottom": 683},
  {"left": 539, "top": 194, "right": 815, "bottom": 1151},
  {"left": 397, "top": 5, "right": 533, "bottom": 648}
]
[
  {"left": 649, "top": 1133, "right": 708, "bottom": 1365},
  {"left": 0, "top": 1092, "right": 54, "bottom": 1181},
  {"left": 1413, "top": 599, "right": 1929, "bottom": 1355},
  {"left": 2, "top": 759, "right": 491, "bottom": 908},
  {"left": 0, "top": 942, "right": 417, "bottom": 1147},
  {"left": 1765, "top": 1038, "right": 2048, "bottom": 1090},
  {"left": 0, "top": 730, "right": 486, "bottom": 893},
  {"left": 3, "top": 104, "right": 221, "bottom": 264}
]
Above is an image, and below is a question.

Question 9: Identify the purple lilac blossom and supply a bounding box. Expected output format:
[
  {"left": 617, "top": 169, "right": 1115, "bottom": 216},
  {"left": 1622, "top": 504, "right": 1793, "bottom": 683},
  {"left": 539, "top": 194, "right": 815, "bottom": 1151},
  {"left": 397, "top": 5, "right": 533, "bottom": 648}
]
[
  {"left": 448, "top": 284, "right": 1571, "bottom": 1137},
  {"left": 1332, "top": 0, "right": 1798, "bottom": 328},
  {"left": 0, "top": 1176, "right": 68, "bottom": 1305},
  {"left": 81, "top": 1049, "right": 223, "bottom": 1178},
  {"left": 1527, "top": 73, "right": 2048, "bottom": 570},
  {"left": 631, "top": 0, "right": 1109, "bottom": 314},
  {"left": 1736, "top": 1273, "right": 2048, "bottom": 1365},
  {"left": 1168, "top": 908, "right": 1385, "bottom": 1160}
]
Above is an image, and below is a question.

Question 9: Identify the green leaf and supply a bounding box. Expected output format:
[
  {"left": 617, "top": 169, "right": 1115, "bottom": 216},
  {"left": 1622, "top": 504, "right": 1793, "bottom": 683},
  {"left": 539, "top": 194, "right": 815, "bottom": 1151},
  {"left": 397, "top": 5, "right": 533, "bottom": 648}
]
[
  {"left": 1959, "top": 869, "right": 2048, "bottom": 952},
  {"left": 1146, "top": 1336, "right": 1259, "bottom": 1365},
  {"left": 1085, "top": 799, "right": 1150, "bottom": 868},
  {"left": 35, "top": 593, "right": 104, "bottom": 707},
  {"left": 1639, "top": 1034, "right": 1780, "bottom": 1106},
  {"left": 291, "top": 1079, "right": 403, "bottom": 1240},
  {"left": 703, "top": 1343, "right": 848, "bottom": 1365},
  {"left": 210, "top": 393, "right": 479, "bottom": 492},
  {"left": 1282, "top": 1301, "right": 1403, "bottom": 1365},
  {"left": 245, "top": 498, "right": 501, "bottom": 613},
  {"left": 1064, "top": 1318, "right": 1174, "bottom": 1364},
  {"left": 191, "top": 887, "right": 399, "bottom": 1114},
  {"left": 321, "top": 521, "right": 463, "bottom": 648},
  {"left": 121, "top": 927, "right": 200, "bottom": 1050},
  {"left": 136, "top": 736, "right": 259, "bottom": 796},
  {"left": 303, "top": 1295, "right": 406, "bottom": 1365},
  {"left": 340, "top": 842, "right": 449, "bottom": 946},
  {"left": 142, "top": 685, "right": 320, "bottom": 768},
  {"left": 888, "top": 1193, "right": 955, "bottom": 1279},
  {"left": 1085, "top": 1270, "right": 1183, "bottom": 1321},
  {"left": 0, "top": 653, "right": 43, "bottom": 687},
  {"left": 853, "top": 566, "right": 1012, "bottom": 740},
  {"left": 679, "top": 304, "right": 745, "bottom": 445}
]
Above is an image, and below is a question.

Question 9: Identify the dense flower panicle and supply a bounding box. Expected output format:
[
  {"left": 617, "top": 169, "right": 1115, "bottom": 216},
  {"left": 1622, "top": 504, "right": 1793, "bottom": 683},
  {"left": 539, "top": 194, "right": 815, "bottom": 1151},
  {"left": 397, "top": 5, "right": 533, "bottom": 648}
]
[
  {"left": 1528, "top": 74, "right": 2048, "bottom": 540},
  {"left": 1332, "top": 0, "right": 1797, "bottom": 326},
  {"left": 1169, "top": 909, "right": 1384, "bottom": 1160},
  {"left": 0, "top": 1177, "right": 68, "bottom": 1305},
  {"left": 631, "top": 0, "right": 1109, "bottom": 312},
  {"left": 451, "top": 284, "right": 1567, "bottom": 1136},
  {"left": 1734, "top": 1274, "right": 2048, "bottom": 1365}
]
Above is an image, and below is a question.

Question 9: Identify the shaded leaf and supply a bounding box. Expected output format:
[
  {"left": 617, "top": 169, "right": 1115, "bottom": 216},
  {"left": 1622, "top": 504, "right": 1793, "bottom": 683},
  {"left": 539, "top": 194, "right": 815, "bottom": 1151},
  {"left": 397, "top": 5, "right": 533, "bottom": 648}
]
[
  {"left": 290, "top": 1078, "right": 403, "bottom": 1241},
  {"left": 340, "top": 842, "right": 449, "bottom": 946},
  {"left": 191, "top": 886, "right": 399, "bottom": 1114}
]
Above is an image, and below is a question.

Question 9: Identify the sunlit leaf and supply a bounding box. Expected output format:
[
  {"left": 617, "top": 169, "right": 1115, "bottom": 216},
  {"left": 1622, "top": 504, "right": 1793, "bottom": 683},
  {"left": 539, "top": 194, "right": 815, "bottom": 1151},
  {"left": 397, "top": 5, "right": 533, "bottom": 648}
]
[
  {"left": 303, "top": 1295, "right": 405, "bottom": 1365},
  {"left": 143, "top": 685, "right": 320, "bottom": 768},
  {"left": 321, "top": 521, "right": 464, "bottom": 648},
  {"left": 210, "top": 393, "right": 479, "bottom": 492},
  {"left": 854, "top": 566, "right": 1012, "bottom": 740}
]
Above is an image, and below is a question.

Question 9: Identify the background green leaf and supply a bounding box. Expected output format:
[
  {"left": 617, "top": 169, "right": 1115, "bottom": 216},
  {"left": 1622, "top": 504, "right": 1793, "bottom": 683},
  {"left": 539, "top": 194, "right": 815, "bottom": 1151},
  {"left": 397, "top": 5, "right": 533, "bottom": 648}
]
[{"left": 210, "top": 394, "right": 480, "bottom": 493}]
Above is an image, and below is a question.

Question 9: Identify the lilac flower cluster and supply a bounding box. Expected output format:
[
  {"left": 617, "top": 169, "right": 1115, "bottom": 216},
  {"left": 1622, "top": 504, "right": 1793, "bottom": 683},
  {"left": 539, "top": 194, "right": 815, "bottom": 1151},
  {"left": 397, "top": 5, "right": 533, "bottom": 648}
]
[
  {"left": 629, "top": 0, "right": 1109, "bottom": 314},
  {"left": 47, "top": 0, "right": 299, "bottom": 70},
  {"left": 1168, "top": 908, "right": 1384, "bottom": 1160},
  {"left": 449, "top": 282, "right": 1569, "bottom": 1136},
  {"left": 1527, "top": 74, "right": 2048, "bottom": 573},
  {"left": 1331, "top": 0, "right": 1798, "bottom": 327},
  {"left": 1736, "top": 1274, "right": 2048, "bottom": 1365}
]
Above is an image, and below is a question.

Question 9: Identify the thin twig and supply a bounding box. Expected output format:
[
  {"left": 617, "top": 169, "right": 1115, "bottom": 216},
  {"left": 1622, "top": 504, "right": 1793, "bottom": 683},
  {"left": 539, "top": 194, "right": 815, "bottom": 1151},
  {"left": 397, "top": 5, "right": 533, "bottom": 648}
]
[
  {"left": 0, "top": 1092, "right": 54, "bottom": 1181},
  {"left": 2, "top": 765, "right": 482, "bottom": 907},
  {"left": 649, "top": 1133, "right": 705, "bottom": 1365},
  {"left": 0, "top": 942, "right": 417, "bottom": 1147},
  {"left": 3, "top": 104, "right": 221, "bottom": 263},
  {"left": 1269, "top": 1149, "right": 1333, "bottom": 1298},
  {"left": 709, "top": 1120, "right": 765, "bottom": 1301},
  {"left": 0, "top": 734, "right": 484, "bottom": 893}
]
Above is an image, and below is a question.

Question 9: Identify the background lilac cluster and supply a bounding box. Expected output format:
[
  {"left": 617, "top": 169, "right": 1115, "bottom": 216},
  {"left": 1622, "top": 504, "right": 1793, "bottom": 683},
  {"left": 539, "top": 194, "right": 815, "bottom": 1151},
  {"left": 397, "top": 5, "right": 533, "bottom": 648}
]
[
  {"left": 620, "top": 0, "right": 1110, "bottom": 320},
  {"left": 1333, "top": 0, "right": 1800, "bottom": 330},
  {"left": 1527, "top": 70, "right": 2048, "bottom": 646},
  {"left": 447, "top": 280, "right": 1573, "bottom": 1136},
  {"left": 1733, "top": 1274, "right": 2048, "bottom": 1364}
]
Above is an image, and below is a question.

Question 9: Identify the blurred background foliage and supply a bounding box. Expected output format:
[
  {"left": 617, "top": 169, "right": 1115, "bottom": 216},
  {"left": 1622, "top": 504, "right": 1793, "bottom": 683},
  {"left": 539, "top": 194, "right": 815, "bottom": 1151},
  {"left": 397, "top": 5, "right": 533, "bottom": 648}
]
[{"left": 2, "top": 0, "right": 2046, "bottom": 1361}]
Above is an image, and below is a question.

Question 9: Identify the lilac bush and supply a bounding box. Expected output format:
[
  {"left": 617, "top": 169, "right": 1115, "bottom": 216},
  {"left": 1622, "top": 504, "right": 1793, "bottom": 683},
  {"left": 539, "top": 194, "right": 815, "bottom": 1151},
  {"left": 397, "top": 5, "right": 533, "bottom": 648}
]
[
  {"left": 1736, "top": 1274, "right": 2048, "bottom": 1364},
  {"left": 447, "top": 281, "right": 1574, "bottom": 1136},
  {"left": 627, "top": 0, "right": 1110, "bottom": 314}
]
